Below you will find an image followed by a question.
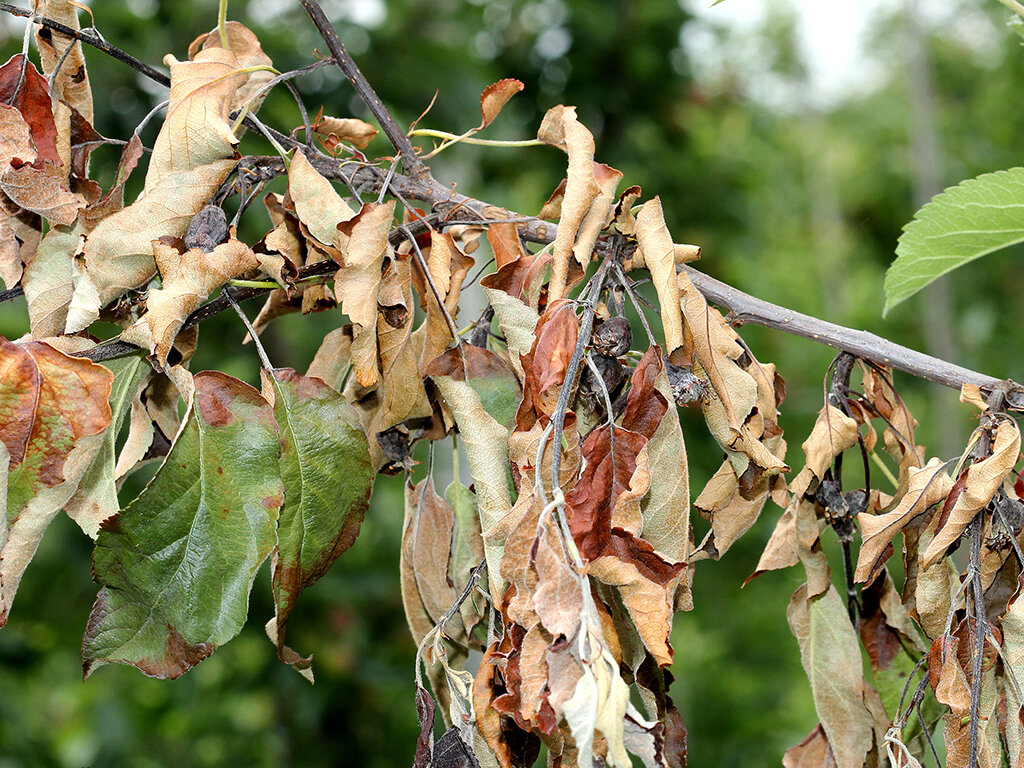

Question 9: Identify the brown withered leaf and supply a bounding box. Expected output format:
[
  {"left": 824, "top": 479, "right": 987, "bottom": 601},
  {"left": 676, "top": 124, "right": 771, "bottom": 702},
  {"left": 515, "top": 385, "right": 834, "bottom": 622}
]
[
  {"left": 306, "top": 325, "right": 353, "bottom": 391},
  {"left": 1000, "top": 586, "right": 1024, "bottom": 764},
  {"left": 21, "top": 217, "right": 86, "bottom": 338},
  {"left": 515, "top": 299, "right": 578, "bottom": 429},
  {"left": 313, "top": 115, "right": 378, "bottom": 150},
  {"left": 335, "top": 201, "right": 395, "bottom": 387},
  {"left": 479, "top": 79, "right": 524, "bottom": 130},
  {"left": 0, "top": 54, "right": 61, "bottom": 167},
  {"left": 1, "top": 159, "right": 84, "bottom": 226},
  {"left": 537, "top": 105, "right": 599, "bottom": 301},
  {"left": 77, "top": 47, "right": 256, "bottom": 319},
  {"left": 0, "top": 212, "right": 22, "bottom": 289},
  {"left": 856, "top": 457, "right": 952, "bottom": 583},
  {"left": 413, "top": 231, "right": 474, "bottom": 369},
  {"left": 409, "top": 477, "right": 460, "bottom": 628},
  {"left": 122, "top": 239, "right": 259, "bottom": 367},
  {"left": 922, "top": 419, "right": 1020, "bottom": 568},
  {"left": 782, "top": 724, "right": 830, "bottom": 768},
  {"left": 571, "top": 163, "right": 621, "bottom": 269},
  {"left": 401, "top": 480, "right": 438, "bottom": 648},
  {"left": 34, "top": 1, "right": 93, "bottom": 174},
  {"left": 634, "top": 198, "right": 684, "bottom": 361},
  {"left": 752, "top": 404, "right": 858, "bottom": 579}
]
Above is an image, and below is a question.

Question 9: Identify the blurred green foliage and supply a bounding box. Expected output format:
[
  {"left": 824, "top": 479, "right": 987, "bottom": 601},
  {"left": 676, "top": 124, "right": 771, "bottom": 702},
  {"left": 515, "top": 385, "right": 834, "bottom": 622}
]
[{"left": 1, "top": 0, "right": 1023, "bottom": 766}]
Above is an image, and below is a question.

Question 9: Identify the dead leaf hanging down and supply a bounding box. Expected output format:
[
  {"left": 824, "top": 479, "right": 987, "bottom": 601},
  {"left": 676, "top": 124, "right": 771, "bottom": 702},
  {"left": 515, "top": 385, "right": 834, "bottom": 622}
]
[
  {"left": 752, "top": 404, "right": 858, "bottom": 579},
  {"left": 787, "top": 583, "right": 876, "bottom": 768},
  {"left": 0, "top": 54, "right": 62, "bottom": 167},
  {"left": 0, "top": 337, "right": 113, "bottom": 626},
  {"left": 537, "top": 105, "right": 600, "bottom": 301},
  {"left": 929, "top": 620, "right": 1000, "bottom": 768},
  {"left": 922, "top": 418, "right": 1020, "bottom": 568},
  {"left": 1000, "top": 587, "right": 1024, "bottom": 764},
  {"left": 34, "top": 1, "right": 94, "bottom": 175},
  {"left": 334, "top": 200, "right": 395, "bottom": 387},
  {"left": 515, "top": 299, "right": 578, "bottom": 430},
  {"left": 77, "top": 47, "right": 257, "bottom": 323},
  {"left": 121, "top": 238, "right": 260, "bottom": 367},
  {"left": 413, "top": 231, "right": 475, "bottom": 370},
  {"left": 855, "top": 457, "right": 952, "bottom": 583},
  {"left": 634, "top": 198, "right": 684, "bottom": 361},
  {"left": 288, "top": 149, "right": 357, "bottom": 255}
]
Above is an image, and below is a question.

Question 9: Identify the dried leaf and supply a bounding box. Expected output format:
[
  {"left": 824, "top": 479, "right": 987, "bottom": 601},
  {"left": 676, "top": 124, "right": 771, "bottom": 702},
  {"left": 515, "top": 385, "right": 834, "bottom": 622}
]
[
  {"left": 635, "top": 198, "right": 684, "bottom": 360},
  {"left": 122, "top": 239, "right": 260, "bottom": 367},
  {"left": 537, "top": 106, "right": 599, "bottom": 300},
  {"left": 856, "top": 457, "right": 952, "bottom": 582},
  {"left": 314, "top": 116, "right": 379, "bottom": 149},
  {"left": 79, "top": 47, "right": 254, "bottom": 315},
  {"left": 923, "top": 419, "right": 1020, "bottom": 567},
  {"left": 478, "top": 79, "right": 524, "bottom": 130}
]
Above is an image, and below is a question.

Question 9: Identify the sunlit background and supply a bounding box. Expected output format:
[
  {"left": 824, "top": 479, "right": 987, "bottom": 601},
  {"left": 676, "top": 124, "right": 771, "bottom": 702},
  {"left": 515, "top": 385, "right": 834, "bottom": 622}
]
[{"left": 1, "top": 0, "right": 1023, "bottom": 765}]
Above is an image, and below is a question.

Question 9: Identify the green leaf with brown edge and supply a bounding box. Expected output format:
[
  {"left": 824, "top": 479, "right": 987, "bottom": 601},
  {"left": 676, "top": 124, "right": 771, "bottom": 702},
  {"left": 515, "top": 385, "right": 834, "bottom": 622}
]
[
  {"left": 424, "top": 343, "right": 521, "bottom": 429},
  {"left": 83, "top": 371, "right": 284, "bottom": 679},
  {"left": 0, "top": 338, "right": 114, "bottom": 627},
  {"left": 261, "top": 368, "right": 373, "bottom": 682}
]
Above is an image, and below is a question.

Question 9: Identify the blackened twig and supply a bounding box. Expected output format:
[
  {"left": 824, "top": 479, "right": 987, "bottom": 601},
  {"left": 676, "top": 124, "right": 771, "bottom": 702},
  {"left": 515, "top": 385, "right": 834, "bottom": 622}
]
[{"left": 296, "top": 0, "right": 426, "bottom": 178}]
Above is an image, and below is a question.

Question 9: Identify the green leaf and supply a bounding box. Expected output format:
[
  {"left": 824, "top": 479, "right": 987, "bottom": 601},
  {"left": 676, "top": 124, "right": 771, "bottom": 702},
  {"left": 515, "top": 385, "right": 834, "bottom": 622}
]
[
  {"left": 65, "top": 353, "right": 148, "bottom": 537},
  {"left": 885, "top": 167, "right": 1024, "bottom": 314},
  {"left": 83, "top": 371, "right": 284, "bottom": 679},
  {"left": 263, "top": 368, "right": 373, "bottom": 681}
]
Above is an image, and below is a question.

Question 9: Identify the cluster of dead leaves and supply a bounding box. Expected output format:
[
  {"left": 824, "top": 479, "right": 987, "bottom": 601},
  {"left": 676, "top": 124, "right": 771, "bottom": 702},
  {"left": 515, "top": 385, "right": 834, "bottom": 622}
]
[
  {"left": 748, "top": 360, "right": 1024, "bottom": 768},
  {"left": 11, "top": 8, "right": 1024, "bottom": 768}
]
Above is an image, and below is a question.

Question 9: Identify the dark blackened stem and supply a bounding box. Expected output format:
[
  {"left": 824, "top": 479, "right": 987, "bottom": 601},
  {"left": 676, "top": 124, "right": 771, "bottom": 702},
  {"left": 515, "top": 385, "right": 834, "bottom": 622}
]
[
  {"left": 296, "top": 0, "right": 426, "bottom": 178},
  {"left": 0, "top": 3, "right": 169, "bottom": 86}
]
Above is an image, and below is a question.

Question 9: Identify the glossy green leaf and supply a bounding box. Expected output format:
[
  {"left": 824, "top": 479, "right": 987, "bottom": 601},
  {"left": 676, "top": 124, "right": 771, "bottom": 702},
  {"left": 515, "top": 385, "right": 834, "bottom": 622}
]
[
  {"left": 885, "top": 167, "right": 1024, "bottom": 314},
  {"left": 65, "top": 353, "right": 148, "bottom": 537},
  {"left": 263, "top": 368, "right": 373, "bottom": 681},
  {"left": 83, "top": 371, "right": 284, "bottom": 679}
]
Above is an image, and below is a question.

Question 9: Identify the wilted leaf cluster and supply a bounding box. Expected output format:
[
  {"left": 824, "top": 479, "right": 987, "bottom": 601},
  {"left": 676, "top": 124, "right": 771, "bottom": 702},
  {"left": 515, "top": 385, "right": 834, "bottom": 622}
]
[{"left": 3, "top": 3, "right": 1024, "bottom": 768}]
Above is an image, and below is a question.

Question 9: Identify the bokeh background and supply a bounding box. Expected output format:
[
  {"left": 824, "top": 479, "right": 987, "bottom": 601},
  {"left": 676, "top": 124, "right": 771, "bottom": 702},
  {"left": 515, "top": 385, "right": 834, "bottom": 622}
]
[{"left": 1, "top": 0, "right": 1023, "bottom": 765}]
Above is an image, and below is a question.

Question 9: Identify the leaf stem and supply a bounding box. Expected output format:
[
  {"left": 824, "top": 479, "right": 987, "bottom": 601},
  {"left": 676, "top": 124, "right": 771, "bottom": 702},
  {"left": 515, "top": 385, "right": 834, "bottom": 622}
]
[
  {"left": 223, "top": 287, "right": 274, "bottom": 369},
  {"left": 218, "top": 0, "right": 230, "bottom": 49},
  {"left": 409, "top": 128, "right": 545, "bottom": 153}
]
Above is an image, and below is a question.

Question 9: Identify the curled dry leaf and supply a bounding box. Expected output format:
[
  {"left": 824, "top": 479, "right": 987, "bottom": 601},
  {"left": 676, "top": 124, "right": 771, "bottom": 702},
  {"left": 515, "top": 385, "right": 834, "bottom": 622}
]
[
  {"left": 122, "top": 238, "right": 260, "bottom": 367},
  {"left": 314, "top": 115, "right": 379, "bottom": 149},
  {"left": 478, "top": 79, "right": 524, "bottom": 130},
  {"left": 537, "top": 105, "right": 600, "bottom": 300},
  {"left": 188, "top": 21, "right": 275, "bottom": 114},
  {"left": 922, "top": 418, "right": 1020, "bottom": 567},
  {"left": 855, "top": 457, "right": 952, "bottom": 583}
]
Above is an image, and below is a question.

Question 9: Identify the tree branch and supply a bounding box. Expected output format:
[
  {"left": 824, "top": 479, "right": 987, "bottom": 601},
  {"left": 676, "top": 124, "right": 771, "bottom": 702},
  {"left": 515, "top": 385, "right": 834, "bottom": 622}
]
[{"left": 296, "top": 0, "right": 427, "bottom": 178}]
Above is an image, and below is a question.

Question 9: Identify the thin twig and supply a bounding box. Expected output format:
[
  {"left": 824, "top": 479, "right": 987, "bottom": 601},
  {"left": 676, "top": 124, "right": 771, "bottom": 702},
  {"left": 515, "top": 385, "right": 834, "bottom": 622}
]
[
  {"left": 296, "top": 0, "right": 426, "bottom": 177},
  {"left": 223, "top": 287, "right": 274, "bottom": 369},
  {"left": 549, "top": 258, "right": 614, "bottom": 489},
  {"left": 0, "top": 3, "right": 170, "bottom": 86}
]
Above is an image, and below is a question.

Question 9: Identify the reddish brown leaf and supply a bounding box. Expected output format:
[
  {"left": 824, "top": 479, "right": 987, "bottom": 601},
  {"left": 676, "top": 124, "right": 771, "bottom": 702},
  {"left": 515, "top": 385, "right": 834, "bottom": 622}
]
[
  {"left": 479, "top": 79, "right": 524, "bottom": 130},
  {"left": 0, "top": 54, "right": 61, "bottom": 167}
]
